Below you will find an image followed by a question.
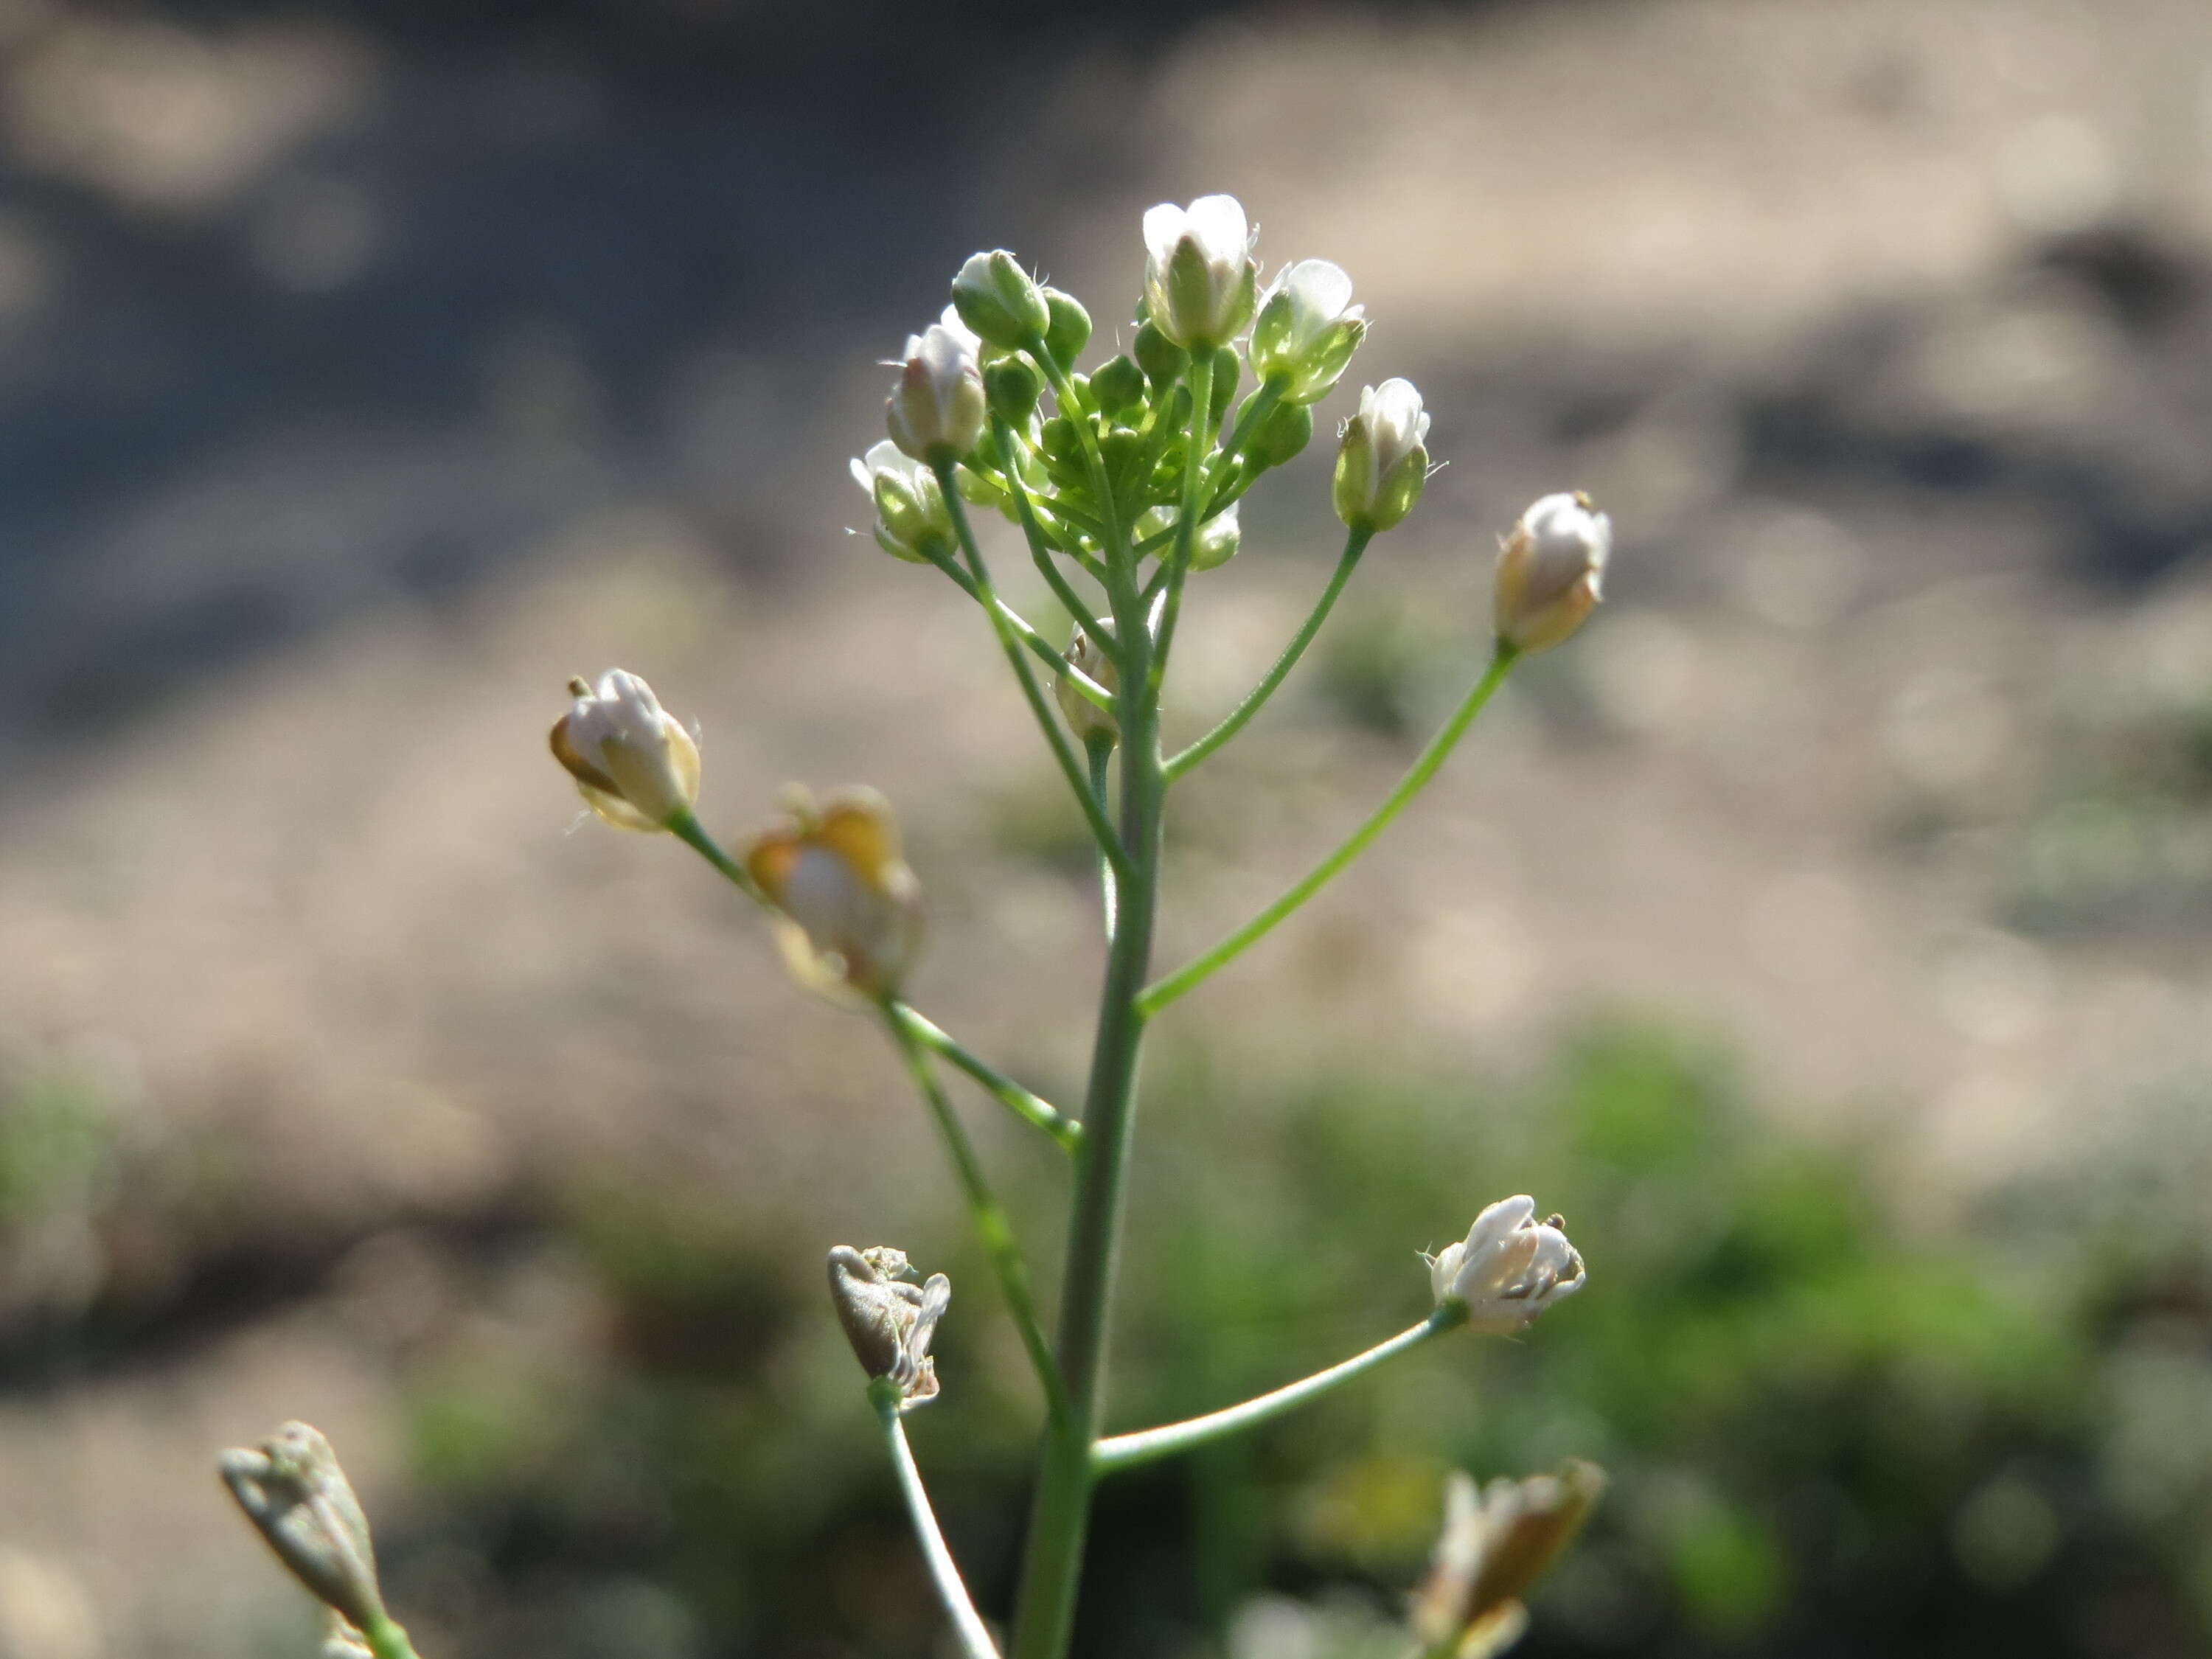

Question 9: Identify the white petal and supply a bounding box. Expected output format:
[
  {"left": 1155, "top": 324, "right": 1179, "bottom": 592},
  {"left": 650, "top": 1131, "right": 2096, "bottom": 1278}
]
[
  {"left": 1143, "top": 203, "right": 1189, "bottom": 266},
  {"left": 1186, "top": 194, "right": 1249, "bottom": 263}
]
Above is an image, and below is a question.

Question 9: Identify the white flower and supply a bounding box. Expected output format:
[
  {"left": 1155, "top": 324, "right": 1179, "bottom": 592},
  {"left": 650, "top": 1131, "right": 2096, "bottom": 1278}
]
[
  {"left": 549, "top": 669, "right": 702, "bottom": 832},
  {"left": 1332, "top": 378, "right": 1431, "bottom": 532},
  {"left": 850, "top": 439, "right": 952, "bottom": 563},
  {"left": 1249, "top": 259, "right": 1366, "bottom": 403},
  {"left": 745, "top": 787, "right": 925, "bottom": 1000},
  {"left": 1425, "top": 1195, "right": 1585, "bottom": 1334},
  {"left": 1142, "top": 193, "right": 1259, "bottom": 352},
  {"left": 1494, "top": 492, "right": 1610, "bottom": 653},
  {"left": 886, "top": 321, "right": 985, "bottom": 463}
]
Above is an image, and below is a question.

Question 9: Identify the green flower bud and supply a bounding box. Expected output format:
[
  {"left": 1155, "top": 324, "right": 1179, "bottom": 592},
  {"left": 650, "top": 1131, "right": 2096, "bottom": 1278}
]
[
  {"left": 951, "top": 250, "right": 1051, "bottom": 350},
  {"left": 1133, "top": 321, "right": 1188, "bottom": 387},
  {"left": 1209, "top": 345, "right": 1240, "bottom": 427},
  {"left": 1091, "top": 353, "right": 1145, "bottom": 417},
  {"left": 1039, "top": 415, "right": 1080, "bottom": 463},
  {"left": 1246, "top": 397, "right": 1313, "bottom": 469},
  {"left": 985, "top": 356, "right": 1043, "bottom": 425},
  {"left": 1043, "top": 288, "right": 1091, "bottom": 367}
]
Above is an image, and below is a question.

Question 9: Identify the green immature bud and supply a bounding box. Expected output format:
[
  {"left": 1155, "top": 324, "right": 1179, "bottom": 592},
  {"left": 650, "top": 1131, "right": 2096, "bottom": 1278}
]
[
  {"left": 1043, "top": 289, "right": 1091, "bottom": 368},
  {"left": 1133, "top": 321, "right": 1188, "bottom": 387},
  {"left": 1100, "top": 425, "right": 1147, "bottom": 490},
  {"left": 1247, "top": 398, "right": 1313, "bottom": 470},
  {"left": 1039, "top": 415, "right": 1081, "bottom": 463},
  {"left": 1209, "top": 346, "right": 1240, "bottom": 427},
  {"left": 1091, "top": 354, "right": 1144, "bottom": 417},
  {"left": 952, "top": 250, "right": 1051, "bottom": 350},
  {"left": 985, "top": 357, "right": 1043, "bottom": 425}
]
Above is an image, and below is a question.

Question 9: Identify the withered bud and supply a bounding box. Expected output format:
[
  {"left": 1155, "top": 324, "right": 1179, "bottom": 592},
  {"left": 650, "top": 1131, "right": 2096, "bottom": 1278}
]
[
  {"left": 218, "top": 1422, "right": 385, "bottom": 1637},
  {"left": 828, "top": 1244, "right": 950, "bottom": 1410}
]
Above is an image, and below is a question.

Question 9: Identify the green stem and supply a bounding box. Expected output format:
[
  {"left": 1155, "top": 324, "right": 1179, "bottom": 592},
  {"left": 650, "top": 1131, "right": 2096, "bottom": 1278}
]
[
  {"left": 1025, "top": 337, "right": 1128, "bottom": 566},
  {"left": 1087, "top": 734, "right": 1118, "bottom": 945},
  {"left": 1148, "top": 350, "right": 1214, "bottom": 689},
  {"left": 936, "top": 459, "right": 1132, "bottom": 874},
  {"left": 872, "top": 1382, "right": 1004, "bottom": 1659},
  {"left": 1092, "top": 1306, "right": 1464, "bottom": 1476},
  {"left": 669, "top": 810, "right": 766, "bottom": 905},
  {"left": 922, "top": 544, "right": 1111, "bottom": 712},
  {"left": 361, "top": 1616, "right": 424, "bottom": 1659},
  {"left": 1217, "top": 379, "right": 1284, "bottom": 470},
  {"left": 1164, "top": 526, "right": 1373, "bottom": 781},
  {"left": 888, "top": 1001, "right": 1081, "bottom": 1155},
  {"left": 1009, "top": 557, "right": 1165, "bottom": 1659},
  {"left": 997, "top": 416, "right": 1110, "bottom": 647},
  {"left": 884, "top": 1003, "right": 1071, "bottom": 1424},
  {"left": 1139, "top": 644, "right": 1520, "bottom": 1015}
]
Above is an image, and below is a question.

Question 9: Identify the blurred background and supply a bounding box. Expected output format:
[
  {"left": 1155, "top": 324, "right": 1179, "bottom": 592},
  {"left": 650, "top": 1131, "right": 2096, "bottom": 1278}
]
[{"left": 1, "top": 0, "right": 2211, "bottom": 1655}]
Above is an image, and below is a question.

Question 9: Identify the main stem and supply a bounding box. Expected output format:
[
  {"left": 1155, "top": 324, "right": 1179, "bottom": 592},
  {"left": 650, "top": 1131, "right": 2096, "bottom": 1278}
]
[{"left": 1009, "top": 568, "right": 1164, "bottom": 1659}]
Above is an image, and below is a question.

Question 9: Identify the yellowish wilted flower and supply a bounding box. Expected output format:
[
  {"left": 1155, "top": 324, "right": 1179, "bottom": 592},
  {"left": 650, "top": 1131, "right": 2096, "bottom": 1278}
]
[
  {"left": 745, "top": 788, "right": 925, "bottom": 1000},
  {"left": 1412, "top": 1464, "right": 1606, "bottom": 1659}
]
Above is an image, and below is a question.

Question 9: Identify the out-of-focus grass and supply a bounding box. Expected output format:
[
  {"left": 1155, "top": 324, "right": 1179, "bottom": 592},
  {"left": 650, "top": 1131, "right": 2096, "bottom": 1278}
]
[{"left": 343, "top": 1022, "right": 2212, "bottom": 1659}]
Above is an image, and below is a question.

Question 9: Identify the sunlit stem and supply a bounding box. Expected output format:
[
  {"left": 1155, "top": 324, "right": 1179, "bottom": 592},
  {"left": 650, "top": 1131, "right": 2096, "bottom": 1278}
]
[
  {"left": 871, "top": 1379, "right": 1004, "bottom": 1659},
  {"left": 1092, "top": 1304, "right": 1466, "bottom": 1476},
  {"left": 1164, "top": 525, "right": 1373, "bottom": 781},
  {"left": 995, "top": 416, "right": 1110, "bottom": 647},
  {"left": 922, "top": 543, "right": 1111, "bottom": 712},
  {"left": 1009, "top": 525, "right": 1164, "bottom": 1659},
  {"left": 1086, "top": 732, "right": 1119, "bottom": 944},
  {"left": 360, "top": 1617, "right": 425, "bottom": 1659},
  {"left": 669, "top": 810, "right": 768, "bottom": 906},
  {"left": 1139, "top": 643, "right": 1521, "bottom": 1014},
  {"left": 935, "top": 459, "right": 1132, "bottom": 874},
  {"left": 1216, "top": 378, "right": 1284, "bottom": 470},
  {"left": 888, "top": 1000, "right": 1081, "bottom": 1155},
  {"left": 1149, "top": 349, "right": 1215, "bottom": 689},
  {"left": 1023, "top": 335, "right": 1128, "bottom": 566},
  {"left": 883, "top": 1002, "right": 1071, "bottom": 1423}
]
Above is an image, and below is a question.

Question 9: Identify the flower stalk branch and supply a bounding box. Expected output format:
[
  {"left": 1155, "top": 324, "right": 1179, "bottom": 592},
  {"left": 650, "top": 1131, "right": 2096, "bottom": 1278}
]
[
  {"left": 872, "top": 1379, "right": 1004, "bottom": 1659},
  {"left": 1093, "top": 1304, "right": 1465, "bottom": 1475},
  {"left": 1140, "top": 643, "right": 1520, "bottom": 1015}
]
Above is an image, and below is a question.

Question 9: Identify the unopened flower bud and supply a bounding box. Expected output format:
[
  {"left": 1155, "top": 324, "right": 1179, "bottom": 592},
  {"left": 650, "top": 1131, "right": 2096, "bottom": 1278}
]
[
  {"left": 1493, "top": 492, "right": 1610, "bottom": 653},
  {"left": 1136, "top": 503, "right": 1239, "bottom": 573},
  {"left": 985, "top": 357, "right": 1043, "bottom": 425},
  {"left": 550, "top": 669, "right": 702, "bottom": 832},
  {"left": 828, "top": 1244, "right": 950, "bottom": 1410},
  {"left": 1043, "top": 288, "right": 1092, "bottom": 367},
  {"left": 1246, "top": 397, "right": 1313, "bottom": 470},
  {"left": 1133, "top": 320, "right": 1188, "bottom": 387},
  {"left": 951, "top": 250, "right": 1051, "bottom": 351},
  {"left": 886, "top": 322, "right": 985, "bottom": 463},
  {"left": 852, "top": 439, "right": 953, "bottom": 563},
  {"left": 1091, "top": 354, "right": 1145, "bottom": 417},
  {"left": 745, "top": 787, "right": 925, "bottom": 1000},
  {"left": 1142, "top": 194, "right": 1259, "bottom": 352},
  {"left": 219, "top": 1422, "right": 387, "bottom": 1638},
  {"left": 1413, "top": 1464, "right": 1606, "bottom": 1659},
  {"left": 1057, "top": 627, "right": 1119, "bottom": 745},
  {"left": 1250, "top": 259, "right": 1366, "bottom": 403},
  {"left": 1332, "top": 378, "right": 1430, "bottom": 533},
  {"left": 1425, "top": 1195, "right": 1585, "bottom": 1334}
]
